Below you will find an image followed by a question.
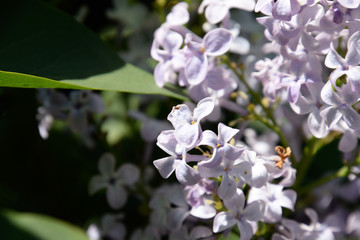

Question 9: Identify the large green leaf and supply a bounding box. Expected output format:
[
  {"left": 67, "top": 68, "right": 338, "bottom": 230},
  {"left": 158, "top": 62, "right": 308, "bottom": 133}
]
[
  {"left": 0, "top": 210, "right": 89, "bottom": 240},
  {"left": 0, "top": 0, "right": 186, "bottom": 100}
]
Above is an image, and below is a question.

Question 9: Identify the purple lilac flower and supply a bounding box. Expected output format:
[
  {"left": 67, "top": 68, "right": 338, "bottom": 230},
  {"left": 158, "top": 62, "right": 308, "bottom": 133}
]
[
  {"left": 213, "top": 189, "right": 265, "bottom": 240},
  {"left": 247, "top": 183, "right": 297, "bottom": 223}
]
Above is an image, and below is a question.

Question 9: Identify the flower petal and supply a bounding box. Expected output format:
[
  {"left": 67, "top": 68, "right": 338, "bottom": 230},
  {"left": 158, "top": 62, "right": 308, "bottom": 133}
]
[
  {"left": 107, "top": 185, "right": 127, "bottom": 209},
  {"left": 203, "top": 28, "right": 233, "bottom": 56}
]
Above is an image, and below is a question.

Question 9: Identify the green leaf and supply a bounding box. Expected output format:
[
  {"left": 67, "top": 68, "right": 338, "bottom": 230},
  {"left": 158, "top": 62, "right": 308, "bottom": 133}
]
[
  {"left": 0, "top": 0, "right": 187, "bottom": 100},
  {"left": 0, "top": 210, "right": 89, "bottom": 240}
]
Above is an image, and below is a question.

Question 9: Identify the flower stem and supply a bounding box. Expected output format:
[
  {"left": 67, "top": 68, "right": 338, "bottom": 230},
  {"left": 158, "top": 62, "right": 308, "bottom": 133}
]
[{"left": 224, "top": 58, "right": 296, "bottom": 164}]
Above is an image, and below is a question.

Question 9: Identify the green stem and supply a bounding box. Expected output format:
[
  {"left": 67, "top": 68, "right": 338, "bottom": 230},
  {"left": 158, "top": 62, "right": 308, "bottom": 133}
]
[
  {"left": 224, "top": 58, "right": 296, "bottom": 164},
  {"left": 298, "top": 157, "right": 360, "bottom": 196}
]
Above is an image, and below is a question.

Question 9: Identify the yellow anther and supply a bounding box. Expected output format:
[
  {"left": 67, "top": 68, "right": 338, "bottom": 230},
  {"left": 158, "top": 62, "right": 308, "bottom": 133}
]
[
  {"left": 191, "top": 120, "right": 196, "bottom": 125},
  {"left": 216, "top": 143, "right": 222, "bottom": 148},
  {"left": 244, "top": 171, "right": 247, "bottom": 175},
  {"left": 198, "top": 45, "right": 206, "bottom": 53},
  {"left": 224, "top": 167, "right": 229, "bottom": 172}
]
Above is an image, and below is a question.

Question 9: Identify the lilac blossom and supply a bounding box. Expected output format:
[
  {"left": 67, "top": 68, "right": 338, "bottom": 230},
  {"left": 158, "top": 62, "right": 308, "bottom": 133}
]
[
  {"left": 197, "top": 123, "right": 243, "bottom": 168},
  {"left": 325, "top": 31, "right": 360, "bottom": 91},
  {"left": 182, "top": 28, "right": 233, "bottom": 85},
  {"left": 320, "top": 81, "right": 360, "bottom": 130},
  {"left": 87, "top": 214, "right": 126, "bottom": 240},
  {"left": 153, "top": 130, "right": 204, "bottom": 185},
  {"left": 299, "top": 208, "right": 338, "bottom": 240},
  {"left": 198, "top": 0, "right": 256, "bottom": 24},
  {"left": 167, "top": 97, "right": 214, "bottom": 148},
  {"left": 247, "top": 183, "right": 297, "bottom": 223},
  {"left": 213, "top": 189, "right": 265, "bottom": 240},
  {"left": 89, "top": 153, "right": 139, "bottom": 209},
  {"left": 290, "top": 82, "right": 330, "bottom": 138},
  {"left": 198, "top": 157, "right": 252, "bottom": 200},
  {"left": 169, "top": 226, "right": 213, "bottom": 240}
]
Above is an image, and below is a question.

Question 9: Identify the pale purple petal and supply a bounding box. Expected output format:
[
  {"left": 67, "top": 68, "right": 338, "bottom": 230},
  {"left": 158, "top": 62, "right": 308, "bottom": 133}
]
[
  {"left": 218, "top": 173, "right": 237, "bottom": 199},
  {"left": 337, "top": 0, "right": 360, "bottom": 8},
  {"left": 277, "top": 189, "right": 297, "bottom": 210},
  {"left": 237, "top": 221, "right": 255, "bottom": 240},
  {"left": 199, "top": 130, "right": 218, "bottom": 147},
  {"left": 232, "top": 161, "right": 252, "bottom": 183},
  {"left": 185, "top": 53, "right": 208, "bottom": 85},
  {"left": 272, "top": 0, "right": 300, "bottom": 21},
  {"left": 224, "top": 188, "right": 245, "bottom": 213},
  {"left": 204, "top": 3, "right": 229, "bottom": 24},
  {"left": 218, "top": 123, "right": 239, "bottom": 143},
  {"left": 325, "top": 44, "right": 346, "bottom": 69},
  {"left": 175, "top": 123, "right": 200, "bottom": 147},
  {"left": 242, "top": 201, "right": 265, "bottom": 222},
  {"left": 189, "top": 226, "right": 213, "bottom": 239},
  {"left": 266, "top": 203, "right": 283, "bottom": 223},
  {"left": 320, "top": 81, "right": 342, "bottom": 106},
  {"left": 250, "top": 162, "right": 268, "bottom": 188},
  {"left": 228, "top": 0, "right": 256, "bottom": 11},
  {"left": 175, "top": 161, "right": 201, "bottom": 185},
  {"left": 89, "top": 175, "right": 107, "bottom": 195},
  {"left": 99, "top": 153, "right": 116, "bottom": 178},
  {"left": 107, "top": 185, "right": 127, "bottom": 209},
  {"left": 339, "top": 131, "right": 357, "bottom": 152},
  {"left": 115, "top": 163, "right": 139, "bottom": 185},
  {"left": 213, "top": 212, "right": 237, "bottom": 233},
  {"left": 308, "top": 112, "right": 329, "bottom": 138},
  {"left": 166, "top": 2, "right": 190, "bottom": 25},
  {"left": 153, "top": 157, "right": 178, "bottom": 179},
  {"left": 343, "top": 107, "right": 360, "bottom": 130},
  {"left": 190, "top": 205, "right": 216, "bottom": 219},
  {"left": 203, "top": 28, "right": 233, "bottom": 56},
  {"left": 193, "top": 97, "right": 215, "bottom": 122},
  {"left": 167, "top": 207, "right": 190, "bottom": 230}
]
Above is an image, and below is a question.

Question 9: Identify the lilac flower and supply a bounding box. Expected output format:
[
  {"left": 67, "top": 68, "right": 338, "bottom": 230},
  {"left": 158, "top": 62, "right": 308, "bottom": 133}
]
[
  {"left": 337, "top": 0, "right": 360, "bottom": 8},
  {"left": 320, "top": 81, "right": 360, "bottom": 130},
  {"left": 153, "top": 130, "right": 204, "bottom": 185},
  {"left": 198, "top": 157, "right": 251, "bottom": 200},
  {"left": 213, "top": 189, "right": 265, "bottom": 240},
  {"left": 247, "top": 183, "right": 297, "bottom": 223},
  {"left": 89, "top": 153, "right": 139, "bottom": 209},
  {"left": 272, "top": 218, "right": 305, "bottom": 240},
  {"left": 299, "top": 208, "right": 337, "bottom": 240},
  {"left": 182, "top": 28, "right": 233, "bottom": 84},
  {"left": 325, "top": 31, "right": 360, "bottom": 91},
  {"left": 239, "top": 149, "right": 268, "bottom": 188},
  {"left": 272, "top": 0, "right": 301, "bottom": 21},
  {"left": 169, "top": 226, "right": 213, "bottom": 240},
  {"left": 167, "top": 97, "right": 214, "bottom": 148},
  {"left": 165, "top": 2, "right": 189, "bottom": 26},
  {"left": 184, "top": 178, "right": 217, "bottom": 219},
  {"left": 87, "top": 214, "right": 126, "bottom": 240},
  {"left": 67, "top": 90, "right": 105, "bottom": 142},
  {"left": 198, "top": 123, "right": 243, "bottom": 168},
  {"left": 198, "top": 0, "right": 256, "bottom": 24},
  {"left": 290, "top": 82, "right": 330, "bottom": 138}
]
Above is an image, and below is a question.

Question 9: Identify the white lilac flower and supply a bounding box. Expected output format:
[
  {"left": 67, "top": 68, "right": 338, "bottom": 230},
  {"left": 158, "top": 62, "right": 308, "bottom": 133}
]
[
  {"left": 89, "top": 153, "right": 140, "bottom": 209},
  {"left": 182, "top": 28, "right": 233, "bottom": 85},
  {"left": 247, "top": 183, "right": 297, "bottom": 223},
  {"left": 153, "top": 130, "right": 205, "bottom": 185},
  {"left": 198, "top": 0, "right": 256, "bottom": 25},
  {"left": 167, "top": 97, "right": 214, "bottom": 148},
  {"left": 299, "top": 208, "right": 337, "bottom": 240},
  {"left": 290, "top": 82, "right": 330, "bottom": 138},
  {"left": 320, "top": 81, "right": 360, "bottom": 130},
  {"left": 213, "top": 189, "right": 265, "bottom": 240},
  {"left": 239, "top": 149, "right": 268, "bottom": 188},
  {"left": 198, "top": 157, "right": 252, "bottom": 200},
  {"left": 185, "top": 178, "right": 217, "bottom": 219},
  {"left": 198, "top": 123, "right": 243, "bottom": 168},
  {"left": 325, "top": 31, "right": 360, "bottom": 92}
]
